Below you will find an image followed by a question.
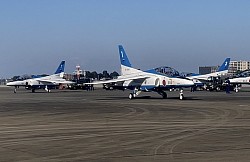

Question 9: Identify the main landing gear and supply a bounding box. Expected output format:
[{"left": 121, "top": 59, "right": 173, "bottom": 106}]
[
  {"left": 179, "top": 89, "right": 184, "bottom": 100},
  {"left": 14, "top": 86, "right": 17, "bottom": 93},
  {"left": 234, "top": 85, "right": 239, "bottom": 93},
  {"left": 128, "top": 88, "right": 185, "bottom": 100},
  {"left": 45, "top": 86, "right": 51, "bottom": 93},
  {"left": 158, "top": 89, "right": 184, "bottom": 100},
  {"left": 128, "top": 87, "right": 141, "bottom": 99},
  {"left": 157, "top": 91, "right": 167, "bottom": 99}
]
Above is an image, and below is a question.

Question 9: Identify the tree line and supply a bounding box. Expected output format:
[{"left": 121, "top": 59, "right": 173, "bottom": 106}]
[
  {"left": 11, "top": 70, "right": 120, "bottom": 81},
  {"left": 84, "top": 70, "right": 119, "bottom": 80}
]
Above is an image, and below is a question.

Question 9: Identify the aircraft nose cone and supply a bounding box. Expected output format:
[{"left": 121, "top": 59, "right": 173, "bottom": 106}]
[
  {"left": 6, "top": 82, "right": 13, "bottom": 86},
  {"left": 6, "top": 81, "right": 23, "bottom": 86}
]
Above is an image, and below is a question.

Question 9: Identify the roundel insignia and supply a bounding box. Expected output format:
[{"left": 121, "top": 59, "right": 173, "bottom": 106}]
[{"left": 162, "top": 80, "right": 166, "bottom": 86}]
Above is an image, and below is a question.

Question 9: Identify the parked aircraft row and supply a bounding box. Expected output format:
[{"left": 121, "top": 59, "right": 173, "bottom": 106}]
[{"left": 6, "top": 45, "right": 249, "bottom": 99}]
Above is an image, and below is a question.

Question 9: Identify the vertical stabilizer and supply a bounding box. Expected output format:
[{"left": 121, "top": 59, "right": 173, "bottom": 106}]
[
  {"left": 218, "top": 58, "right": 230, "bottom": 72},
  {"left": 55, "top": 61, "right": 65, "bottom": 74},
  {"left": 119, "top": 45, "right": 131, "bottom": 67},
  {"left": 119, "top": 45, "right": 139, "bottom": 76},
  {"left": 118, "top": 45, "right": 142, "bottom": 76}
]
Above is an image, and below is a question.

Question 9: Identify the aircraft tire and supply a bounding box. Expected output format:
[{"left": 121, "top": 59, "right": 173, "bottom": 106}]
[
  {"left": 216, "top": 87, "right": 221, "bottom": 91},
  {"left": 129, "top": 93, "right": 134, "bottom": 100},
  {"left": 162, "top": 92, "right": 167, "bottom": 99}
]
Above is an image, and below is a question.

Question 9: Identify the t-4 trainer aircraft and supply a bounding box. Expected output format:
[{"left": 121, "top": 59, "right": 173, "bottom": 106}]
[
  {"left": 230, "top": 76, "right": 250, "bottom": 85},
  {"left": 229, "top": 72, "right": 250, "bottom": 92},
  {"left": 7, "top": 61, "right": 74, "bottom": 93},
  {"left": 186, "top": 58, "right": 231, "bottom": 85},
  {"left": 89, "top": 45, "right": 194, "bottom": 100}
]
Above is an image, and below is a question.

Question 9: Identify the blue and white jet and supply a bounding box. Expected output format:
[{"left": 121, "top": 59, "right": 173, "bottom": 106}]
[
  {"left": 89, "top": 45, "right": 194, "bottom": 99},
  {"left": 230, "top": 76, "right": 250, "bottom": 85},
  {"left": 186, "top": 58, "right": 231, "bottom": 85},
  {"left": 7, "top": 61, "right": 74, "bottom": 93},
  {"left": 229, "top": 71, "right": 250, "bottom": 92}
]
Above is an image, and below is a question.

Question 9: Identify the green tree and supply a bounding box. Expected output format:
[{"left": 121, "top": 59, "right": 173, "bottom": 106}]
[
  {"left": 102, "top": 70, "right": 110, "bottom": 78},
  {"left": 91, "top": 71, "right": 98, "bottom": 79},
  {"left": 110, "top": 71, "right": 119, "bottom": 78},
  {"left": 85, "top": 71, "right": 91, "bottom": 78}
]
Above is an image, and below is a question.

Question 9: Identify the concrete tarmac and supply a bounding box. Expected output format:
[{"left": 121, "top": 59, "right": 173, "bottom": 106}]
[{"left": 1, "top": 87, "right": 250, "bottom": 161}]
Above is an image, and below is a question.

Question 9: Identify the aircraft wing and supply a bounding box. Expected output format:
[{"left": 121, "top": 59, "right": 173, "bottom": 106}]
[
  {"left": 51, "top": 80, "right": 75, "bottom": 84},
  {"left": 37, "top": 79, "right": 75, "bottom": 85},
  {"left": 87, "top": 76, "right": 149, "bottom": 85}
]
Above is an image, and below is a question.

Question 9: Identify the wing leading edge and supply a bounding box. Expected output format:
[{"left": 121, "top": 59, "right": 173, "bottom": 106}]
[{"left": 87, "top": 76, "right": 149, "bottom": 85}]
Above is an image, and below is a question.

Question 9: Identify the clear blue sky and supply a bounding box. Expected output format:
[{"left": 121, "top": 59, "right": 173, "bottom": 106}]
[{"left": 1, "top": 0, "right": 250, "bottom": 77}]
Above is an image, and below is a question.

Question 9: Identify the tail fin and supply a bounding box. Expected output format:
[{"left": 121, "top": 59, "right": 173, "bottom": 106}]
[
  {"left": 119, "top": 45, "right": 141, "bottom": 76},
  {"left": 218, "top": 58, "right": 230, "bottom": 72},
  {"left": 119, "top": 45, "right": 131, "bottom": 67},
  {"left": 55, "top": 61, "right": 65, "bottom": 74}
]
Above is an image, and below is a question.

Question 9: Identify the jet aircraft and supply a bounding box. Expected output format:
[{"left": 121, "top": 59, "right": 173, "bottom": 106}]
[
  {"left": 186, "top": 58, "right": 231, "bottom": 87},
  {"left": 88, "top": 45, "right": 194, "bottom": 100},
  {"left": 229, "top": 71, "right": 250, "bottom": 92},
  {"left": 7, "top": 61, "right": 74, "bottom": 93}
]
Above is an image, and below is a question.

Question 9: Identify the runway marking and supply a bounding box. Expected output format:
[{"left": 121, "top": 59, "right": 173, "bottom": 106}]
[{"left": 238, "top": 105, "right": 249, "bottom": 107}]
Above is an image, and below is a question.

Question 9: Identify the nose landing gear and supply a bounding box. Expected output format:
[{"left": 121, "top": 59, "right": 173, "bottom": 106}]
[
  {"left": 179, "top": 89, "right": 184, "bottom": 100},
  {"left": 128, "top": 87, "right": 141, "bottom": 99}
]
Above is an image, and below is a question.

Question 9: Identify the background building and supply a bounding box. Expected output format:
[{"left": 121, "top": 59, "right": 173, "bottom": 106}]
[
  {"left": 199, "top": 66, "right": 219, "bottom": 75},
  {"left": 229, "top": 61, "right": 250, "bottom": 75},
  {"left": 199, "top": 60, "right": 250, "bottom": 76}
]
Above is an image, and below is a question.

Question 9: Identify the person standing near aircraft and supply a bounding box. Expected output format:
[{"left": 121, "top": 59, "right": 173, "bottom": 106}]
[{"left": 225, "top": 78, "right": 231, "bottom": 94}]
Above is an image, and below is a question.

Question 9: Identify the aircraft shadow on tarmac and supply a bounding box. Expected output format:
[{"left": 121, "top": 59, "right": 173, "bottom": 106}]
[
  {"left": 96, "top": 96, "right": 201, "bottom": 100},
  {"left": 25, "top": 90, "right": 84, "bottom": 93}
]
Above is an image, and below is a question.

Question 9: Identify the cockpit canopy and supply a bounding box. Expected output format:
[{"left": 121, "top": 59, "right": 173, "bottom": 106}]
[{"left": 154, "top": 66, "right": 180, "bottom": 77}]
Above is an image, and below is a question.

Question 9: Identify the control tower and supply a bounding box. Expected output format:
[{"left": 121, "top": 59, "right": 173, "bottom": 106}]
[{"left": 73, "top": 65, "right": 83, "bottom": 80}]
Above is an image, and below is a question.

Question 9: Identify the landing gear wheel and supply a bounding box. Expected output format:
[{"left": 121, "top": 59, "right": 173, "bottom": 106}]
[
  {"left": 162, "top": 92, "right": 167, "bottom": 99},
  {"left": 129, "top": 93, "right": 134, "bottom": 100},
  {"left": 235, "top": 85, "right": 239, "bottom": 93},
  {"left": 32, "top": 89, "right": 35, "bottom": 93},
  {"left": 216, "top": 87, "right": 221, "bottom": 91},
  {"left": 179, "top": 89, "right": 184, "bottom": 100}
]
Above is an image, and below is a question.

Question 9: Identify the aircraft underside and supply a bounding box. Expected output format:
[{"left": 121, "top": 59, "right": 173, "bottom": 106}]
[
  {"left": 13, "top": 85, "right": 58, "bottom": 93},
  {"left": 103, "top": 85, "right": 186, "bottom": 100}
]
